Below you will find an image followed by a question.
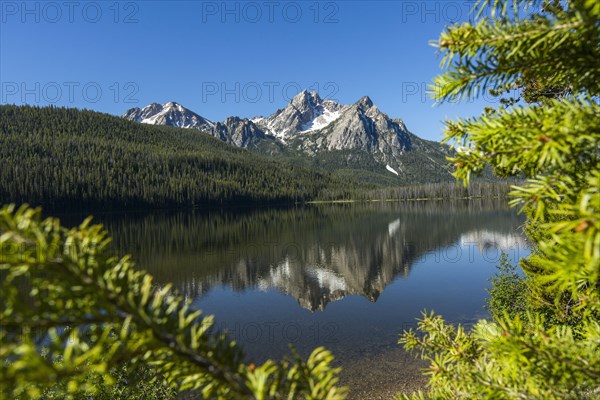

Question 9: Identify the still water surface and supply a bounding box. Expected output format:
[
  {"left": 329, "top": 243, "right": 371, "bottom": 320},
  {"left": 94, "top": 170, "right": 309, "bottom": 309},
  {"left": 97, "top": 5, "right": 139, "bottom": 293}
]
[{"left": 66, "top": 200, "right": 528, "bottom": 397}]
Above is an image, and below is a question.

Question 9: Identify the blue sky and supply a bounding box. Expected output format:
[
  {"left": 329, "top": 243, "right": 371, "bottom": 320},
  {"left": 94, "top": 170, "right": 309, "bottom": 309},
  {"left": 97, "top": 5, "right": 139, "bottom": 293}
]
[{"left": 0, "top": 1, "right": 497, "bottom": 141}]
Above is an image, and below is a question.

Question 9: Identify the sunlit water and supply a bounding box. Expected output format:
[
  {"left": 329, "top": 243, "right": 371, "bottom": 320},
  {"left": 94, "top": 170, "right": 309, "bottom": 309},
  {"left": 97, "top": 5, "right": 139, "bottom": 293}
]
[{"left": 60, "top": 200, "right": 529, "bottom": 397}]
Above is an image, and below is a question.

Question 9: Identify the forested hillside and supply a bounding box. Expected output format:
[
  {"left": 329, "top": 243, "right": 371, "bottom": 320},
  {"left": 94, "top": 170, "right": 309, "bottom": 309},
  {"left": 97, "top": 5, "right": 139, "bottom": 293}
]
[{"left": 0, "top": 105, "right": 368, "bottom": 210}]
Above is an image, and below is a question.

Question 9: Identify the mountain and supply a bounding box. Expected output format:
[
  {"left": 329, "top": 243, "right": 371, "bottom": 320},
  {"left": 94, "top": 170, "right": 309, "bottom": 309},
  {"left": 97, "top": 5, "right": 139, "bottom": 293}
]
[
  {"left": 258, "top": 91, "right": 453, "bottom": 183},
  {"left": 252, "top": 90, "right": 348, "bottom": 140},
  {"left": 284, "top": 95, "right": 416, "bottom": 162},
  {"left": 123, "top": 102, "right": 275, "bottom": 150},
  {"left": 123, "top": 93, "right": 454, "bottom": 184},
  {"left": 213, "top": 116, "right": 279, "bottom": 149},
  {"left": 123, "top": 101, "right": 214, "bottom": 131}
]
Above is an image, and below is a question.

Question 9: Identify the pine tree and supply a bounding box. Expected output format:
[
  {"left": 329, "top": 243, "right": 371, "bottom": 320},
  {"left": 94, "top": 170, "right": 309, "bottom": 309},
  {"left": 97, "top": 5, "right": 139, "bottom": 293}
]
[{"left": 399, "top": 0, "right": 600, "bottom": 398}]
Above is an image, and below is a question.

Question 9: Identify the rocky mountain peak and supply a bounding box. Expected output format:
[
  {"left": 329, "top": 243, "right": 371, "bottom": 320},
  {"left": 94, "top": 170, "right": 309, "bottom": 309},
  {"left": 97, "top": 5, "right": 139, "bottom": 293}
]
[
  {"left": 356, "top": 95, "right": 374, "bottom": 109},
  {"left": 214, "top": 116, "right": 266, "bottom": 148},
  {"left": 122, "top": 93, "right": 451, "bottom": 182},
  {"left": 252, "top": 90, "right": 345, "bottom": 140},
  {"left": 163, "top": 101, "right": 181, "bottom": 109},
  {"left": 123, "top": 101, "right": 213, "bottom": 131},
  {"left": 291, "top": 90, "right": 321, "bottom": 107}
]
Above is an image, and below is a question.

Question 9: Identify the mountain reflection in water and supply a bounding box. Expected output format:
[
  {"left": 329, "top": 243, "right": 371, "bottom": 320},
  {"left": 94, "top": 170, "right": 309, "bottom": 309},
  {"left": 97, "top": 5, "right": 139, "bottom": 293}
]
[
  {"left": 84, "top": 200, "right": 527, "bottom": 312},
  {"left": 59, "top": 200, "right": 528, "bottom": 396}
]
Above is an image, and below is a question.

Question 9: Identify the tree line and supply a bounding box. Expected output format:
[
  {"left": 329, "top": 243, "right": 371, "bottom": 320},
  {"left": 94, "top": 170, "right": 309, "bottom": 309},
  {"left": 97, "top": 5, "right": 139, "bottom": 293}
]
[{"left": 363, "top": 181, "right": 513, "bottom": 200}]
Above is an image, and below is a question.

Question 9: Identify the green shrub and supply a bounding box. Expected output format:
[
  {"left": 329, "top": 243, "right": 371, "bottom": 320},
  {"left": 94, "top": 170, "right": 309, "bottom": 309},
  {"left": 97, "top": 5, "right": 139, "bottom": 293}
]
[{"left": 484, "top": 252, "right": 529, "bottom": 320}]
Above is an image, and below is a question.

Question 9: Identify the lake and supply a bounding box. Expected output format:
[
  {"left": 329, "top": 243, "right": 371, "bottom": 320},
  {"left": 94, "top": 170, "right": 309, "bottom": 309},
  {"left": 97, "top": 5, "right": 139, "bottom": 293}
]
[{"left": 65, "top": 199, "right": 528, "bottom": 398}]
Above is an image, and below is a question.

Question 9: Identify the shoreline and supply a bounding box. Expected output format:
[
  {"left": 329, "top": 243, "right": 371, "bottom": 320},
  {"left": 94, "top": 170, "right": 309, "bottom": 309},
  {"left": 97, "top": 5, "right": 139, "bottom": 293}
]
[
  {"left": 339, "top": 347, "right": 429, "bottom": 399},
  {"left": 28, "top": 195, "right": 510, "bottom": 219},
  {"left": 306, "top": 195, "right": 508, "bottom": 204}
]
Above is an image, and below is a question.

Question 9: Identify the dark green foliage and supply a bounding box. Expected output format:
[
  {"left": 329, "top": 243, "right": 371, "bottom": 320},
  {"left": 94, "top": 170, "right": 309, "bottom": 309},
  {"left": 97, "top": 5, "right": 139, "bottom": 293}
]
[
  {"left": 0, "top": 105, "right": 367, "bottom": 211},
  {"left": 40, "top": 363, "right": 177, "bottom": 400},
  {"left": 484, "top": 252, "right": 529, "bottom": 320},
  {"left": 363, "top": 181, "right": 513, "bottom": 200}
]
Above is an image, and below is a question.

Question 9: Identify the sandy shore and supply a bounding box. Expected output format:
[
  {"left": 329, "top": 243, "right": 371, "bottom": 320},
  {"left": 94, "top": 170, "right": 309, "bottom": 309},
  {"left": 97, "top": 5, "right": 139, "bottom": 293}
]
[{"left": 338, "top": 347, "right": 429, "bottom": 400}]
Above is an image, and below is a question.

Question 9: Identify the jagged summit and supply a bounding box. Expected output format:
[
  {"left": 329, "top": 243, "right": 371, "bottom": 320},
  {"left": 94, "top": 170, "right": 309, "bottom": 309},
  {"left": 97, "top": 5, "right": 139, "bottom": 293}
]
[
  {"left": 292, "top": 89, "right": 319, "bottom": 104},
  {"left": 213, "top": 116, "right": 267, "bottom": 148},
  {"left": 251, "top": 90, "right": 347, "bottom": 140},
  {"left": 123, "top": 91, "right": 452, "bottom": 182},
  {"left": 356, "top": 95, "right": 374, "bottom": 108},
  {"left": 122, "top": 101, "right": 213, "bottom": 131}
]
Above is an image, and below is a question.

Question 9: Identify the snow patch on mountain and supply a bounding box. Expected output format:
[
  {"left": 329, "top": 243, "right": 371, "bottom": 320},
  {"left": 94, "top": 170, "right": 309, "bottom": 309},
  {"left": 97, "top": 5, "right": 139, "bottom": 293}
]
[
  {"left": 300, "top": 108, "right": 343, "bottom": 133},
  {"left": 250, "top": 91, "right": 347, "bottom": 140},
  {"left": 123, "top": 101, "right": 214, "bottom": 130},
  {"left": 386, "top": 164, "right": 399, "bottom": 175}
]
